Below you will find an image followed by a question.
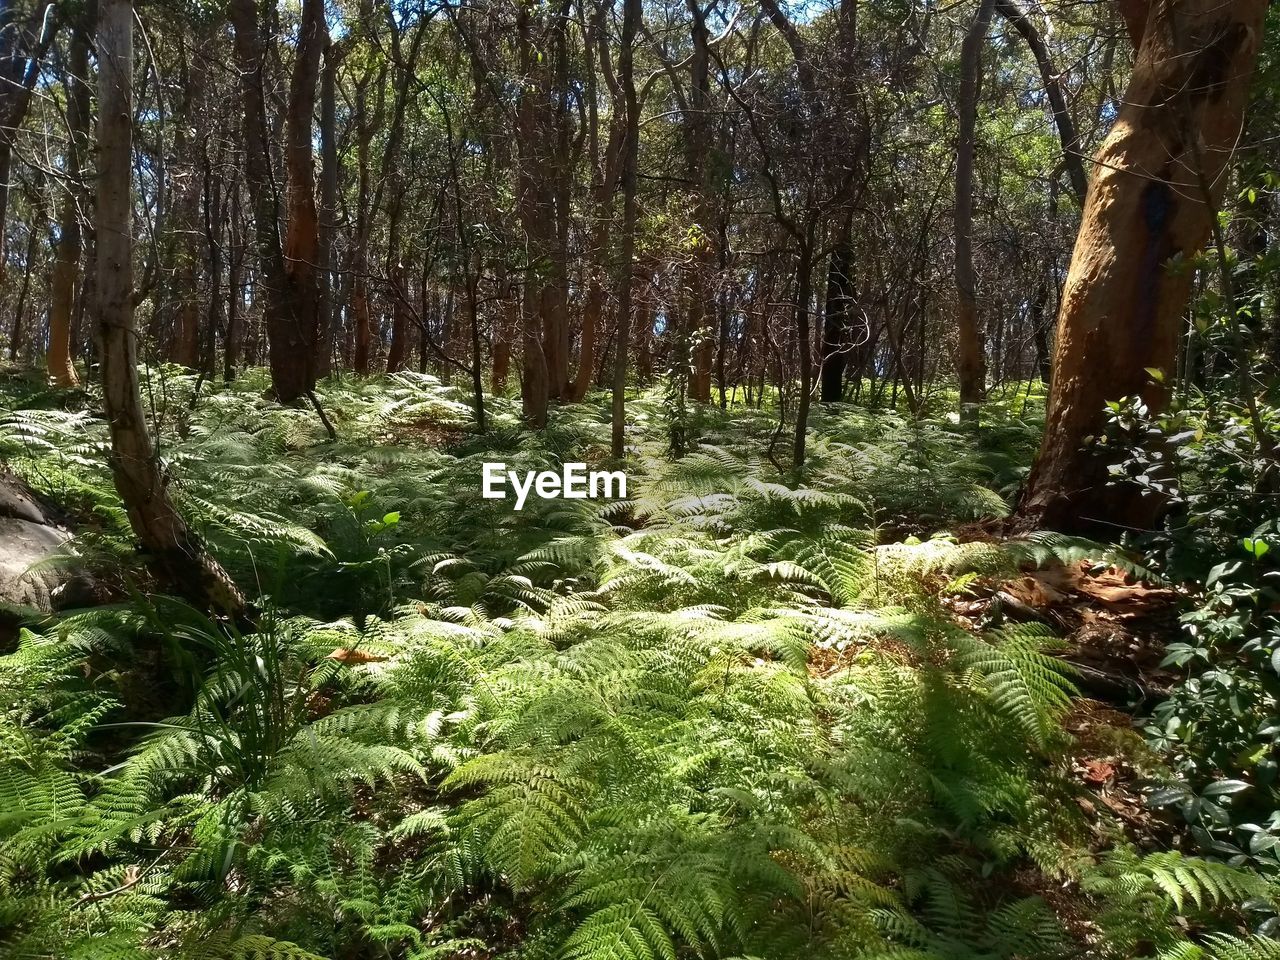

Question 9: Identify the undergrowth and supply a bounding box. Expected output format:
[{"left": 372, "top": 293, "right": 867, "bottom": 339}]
[{"left": 0, "top": 371, "right": 1274, "bottom": 959}]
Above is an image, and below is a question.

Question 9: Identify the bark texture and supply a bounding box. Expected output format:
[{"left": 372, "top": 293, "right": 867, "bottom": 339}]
[{"left": 1018, "top": 0, "right": 1267, "bottom": 531}]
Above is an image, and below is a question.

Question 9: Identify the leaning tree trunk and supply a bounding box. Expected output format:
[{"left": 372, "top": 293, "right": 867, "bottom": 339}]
[
  {"left": 1017, "top": 0, "right": 1268, "bottom": 531},
  {"left": 95, "top": 0, "right": 245, "bottom": 617},
  {"left": 996, "top": 0, "right": 1088, "bottom": 207}
]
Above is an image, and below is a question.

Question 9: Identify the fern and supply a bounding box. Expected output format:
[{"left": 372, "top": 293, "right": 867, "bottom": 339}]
[{"left": 0, "top": 372, "right": 1257, "bottom": 960}]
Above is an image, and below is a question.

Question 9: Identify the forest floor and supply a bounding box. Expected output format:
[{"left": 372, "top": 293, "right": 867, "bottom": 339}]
[{"left": 0, "top": 367, "right": 1270, "bottom": 960}]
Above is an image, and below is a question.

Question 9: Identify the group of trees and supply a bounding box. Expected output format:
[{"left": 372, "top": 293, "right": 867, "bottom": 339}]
[{"left": 0, "top": 0, "right": 1275, "bottom": 593}]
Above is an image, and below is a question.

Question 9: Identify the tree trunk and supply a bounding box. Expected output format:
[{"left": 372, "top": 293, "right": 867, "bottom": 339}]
[
  {"left": 684, "top": 0, "right": 716, "bottom": 405},
  {"left": 386, "top": 268, "right": 410, "bottom": 372},
  {"left": 571, "top": 2, "right": 629, "bottom": 404},
  {"left": 1018, "top": 0, "right": 1267, "bottom": 531},
  {"left": 996, "top": 0, "right": 1088, "bottom": 206},
  {"left": 0, "top": 1, "right": 56, "bottom": 292},
  {"left": 954, "top": 0, "right": 996, "bottom": 418},
  {"left": 228, "top": 0, "right": 317, "bottom": 403},
  {"left": 168, "top": 40, "right": 204, "bottom": 370},
  {"left": 543, "top": 1, "right": 573, "bottom": 401},
  {"left": 9, "top": 216, "right": 39, "bottom": 362},
  {"left": 1029, "top": 277, "right": 1051, "bottom": 383},
  {"left": 792, "top": 244, "right": 814, "bottom": 469},
  {"left": 514, "top": 0, "right": 551, "bottom": 426},
  {"left": 494, "top": 274, "right": 515, "bottom": 393},
  {"left": 225, "top": 202, "right": 244, "bottom": 381},
  {"left": 46, "top": 23, "right": 90, "bottom": 387},
  {"left": 95, "top": 0, "right": 244, "bottom": 617},
  {"left": 610, "top": 0, "right": 641, "bottom": 457},
  {"left": 201, "top": 144, "right": 225, "bottom": 380},
  {"left": 348, "top": 29, "right": 383, "bottom": 377},
  {"left": 315, "top": 40, "right": 340, "bottom": 378},
  {"left": 280, "top": 0, "right": 325, "bottom": 385},
  {"left": 820, "top": 229, "right": 855, "bottom": 403},
  {"left": 572, "top": 278, "right": 603, "bottom": 402},
  {"left": 352, "top": 277, "right": 373, "bottom": 374},
  {"left": 636, "top": 286, "right": 653, "bottom": 383},
  {"left": 465, "top": 257, "right": 487, "bottom": 431}
]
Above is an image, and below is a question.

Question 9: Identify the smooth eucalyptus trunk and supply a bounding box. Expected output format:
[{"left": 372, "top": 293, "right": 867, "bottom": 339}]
[{"left": 1018, "top": 0, "right": 1268, "bottom": 531}]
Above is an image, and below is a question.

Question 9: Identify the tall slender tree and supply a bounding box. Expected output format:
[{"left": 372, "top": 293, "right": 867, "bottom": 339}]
[
  {"left": 611, "top": 0, "right": 641, "bottom": 457},
  {"left": 46, "top": 16, "right": 90, "bottom": 388},
  {"left": 95, "top": 0, "right": 244, "bottom": 616},
  {"left": 954, "top": 0, "right": 996, "bottom": 418},
  {"left": 0, "top": 0, "right": 56, "bottom": 289}
]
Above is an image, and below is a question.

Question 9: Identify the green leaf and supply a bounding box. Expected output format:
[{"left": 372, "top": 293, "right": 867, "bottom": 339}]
[
  {"left": 1242, "top": 537, "right": 1270, "bottom": 559},
  {"left": 1202, "top": 780, "right": 1250, "bottom": 798}
]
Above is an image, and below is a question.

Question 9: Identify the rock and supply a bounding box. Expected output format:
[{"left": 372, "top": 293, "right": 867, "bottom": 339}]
[
  {"left": 0, "top": 471, "right": 51, "bottom": 524},
  {"left": 0, "top": 469, "right": 78, "bottom": 637},
  {"left": 0, "top": 515, "right": 71, "bottom": 610}
]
